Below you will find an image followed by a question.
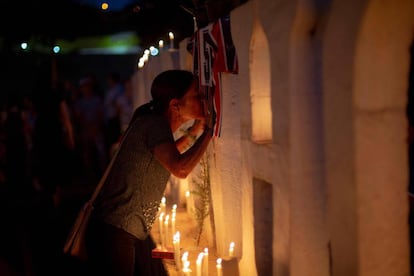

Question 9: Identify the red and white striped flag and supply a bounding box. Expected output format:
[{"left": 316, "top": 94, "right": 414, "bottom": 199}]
[{"left": 188, "top": 15, "right": 238, "bottom": 137}]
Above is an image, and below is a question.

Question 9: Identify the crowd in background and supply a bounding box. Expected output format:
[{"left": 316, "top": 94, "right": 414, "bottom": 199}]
[{"left": 0, "top": 58, "right": 135, "bottom": 276}]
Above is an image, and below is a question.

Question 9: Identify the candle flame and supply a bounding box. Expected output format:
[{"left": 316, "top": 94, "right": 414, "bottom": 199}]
[
  {"left": 173, "top": 231, "right": 180, "bottom": 241},
  {"left": 197, "top": 252, "right": 204, "bottom": 263},
  {"left": 182, "top": 251, "right": 189, "bottom": 262}
]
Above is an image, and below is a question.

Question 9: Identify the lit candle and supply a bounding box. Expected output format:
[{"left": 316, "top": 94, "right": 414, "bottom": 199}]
[
  {"left": 169, "top": 32, "right": 174, "bottom": 49},
  {"left": 203, "top": 248, "right": 208, "bottom": 276},
  {"left": 183, "top": 260, "right": 192, "bottom": 276},
  {"left": 181, "top": 251, "right": 189, "bottom": 273},
  {"left": 158, "top": 39, "right": 164, "bottom": 49},
  {"left": 164, "top": 214, "right": 169, "bottom": 248},
  {"left": 196, "top": 252, "right": 204, "bottom": 276},
  {"left": 229, "top": 241, "right": 235, "bottom": 257},
  {"left": 160, "top": 196, "right": 166, "bottom": 215},
  {"left": 193, "top": 16, "right": 198, "bottom": 32},
  {"left": 172, "top": 203, "right": 177, "bottom": 215},
  {"left": 171, "top": 213, "right": 176, "bottom": 239},
  {"left": 173, "top": 231, "right": 181, "bottom": 271},
  {"left": 158, "top": 212, "right": 164, "bottom": 248},
  {"left": 216, "top": 258, "right": 222, "bottom": 276}
]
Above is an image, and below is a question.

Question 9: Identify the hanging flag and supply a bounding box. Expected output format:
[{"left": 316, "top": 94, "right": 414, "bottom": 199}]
[{"left": 188, "top": 15, "right": 239, "bottom": 137}]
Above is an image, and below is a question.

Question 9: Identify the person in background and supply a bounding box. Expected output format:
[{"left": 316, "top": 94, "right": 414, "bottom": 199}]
[
  {"left": 85, "top": 70, "right": 212, "bottom": 276},
  {"left": 30, "top": 56, "right": 76, "bottom": 276},
  {"left": 103, "top": 72, "right": 124, "bottom": 157},
  {"left": 3, "top": 93, "right": 31, "bottom": 197},
  {"left": 31, "top": 57, "right": 75, "bottom": 206},
  {"left": 73, "top": 76, "right": 106, "bottom": 184},
  {"left": 108, "top": 75, "right": 135, "bottom": 157},
  {"left": 117, "top": 76, "right": 134, "bottom": 134}
]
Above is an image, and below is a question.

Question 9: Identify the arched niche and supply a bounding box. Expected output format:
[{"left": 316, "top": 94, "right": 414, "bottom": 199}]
[{"left": 250, "top": 19, "right": 272, "bottom": 143}]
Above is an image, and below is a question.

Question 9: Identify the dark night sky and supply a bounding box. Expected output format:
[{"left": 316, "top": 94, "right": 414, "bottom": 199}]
[
  {"left": 0, "top": 0, "right": 197, "bottom": 49},
  {"left": 0, "top": 0, "right": 245, "bottom": 104}
]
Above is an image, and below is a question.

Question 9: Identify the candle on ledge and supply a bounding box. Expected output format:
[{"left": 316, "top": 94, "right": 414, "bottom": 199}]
[
  {"left": 172, "top": 203, "right": 177, "bottom": 215},
  {"left": 216, "top": 258, "right": 222, "bottom": 276},
  {"left": 183, "top": 260, "right": 192, "bottom": 276},
  {"left": 160, "top": 196, "right": 166, "bottom": 215},
  {"left": 203, "top": 248, "right": 208, "bottom": 276},
  {"left": 181, "top": 251, "right": 189, "bottom": 273},
  {"left": 196, "top": 252, "right": 204, "bottom": 276},
  {"left": 229, "top": 241, "right": 235, "bottom": 257},
  {"left": 169, "top": 32, "right": 174, "bottom": 49},
  {"left": 158, "top": 212, "right": 164, "bottom": 248},
  {"left": 171, "top": 212, "right": 176, "bottom": 239},
  {"left": 193, "top": 16, "right": 198, "bottom": 32},
  {"left": 163, "top": 214, "right": 169, "bottom": 248},
  {"left": 158, "top": 39, "right": 164, "bottom": 50},
  {"left": 173, "top": 231, "right": 181, "bottom": 271}
]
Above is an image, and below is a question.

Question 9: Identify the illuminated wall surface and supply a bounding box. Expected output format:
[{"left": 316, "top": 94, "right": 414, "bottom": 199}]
[{"left": 134, "top": 1, "right": 414, "bottom": 276}]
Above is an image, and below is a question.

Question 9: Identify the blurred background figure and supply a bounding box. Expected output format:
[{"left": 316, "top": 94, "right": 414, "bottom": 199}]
[
  {"left": 73, "top": 75, "right": 107, "bottom": 185},
  {"left": 103, "top": 72, "right": 124, "bottom": 158},
  {"left": 109, "top": 75, "right": 134, "bottom": 157},
  {"left": 3, "top": 92, "right": 32, "bottom": 197}
]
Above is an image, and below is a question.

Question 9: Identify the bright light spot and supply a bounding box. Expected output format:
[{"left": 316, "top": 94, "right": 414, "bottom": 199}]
[
  {"left": 169, "top": 32, "right": 174, "bottom": 40},
  {"left": 158, "top": 40, "right": 164, "bottom": 48},
  {"left": 101, "top": 2, "right": 109, "bottom": 10},
  {"left": 20, "top": 42, "right": 28, "bottom": 50},
  {"left": 149, "top": 46, "right": 158, "bottom": 56},
  {"left": 143, "top": 53, "right": 149, "bottom": 62},
  {"left": 53, "top": 45, "right": 60, "bottom": 54}
]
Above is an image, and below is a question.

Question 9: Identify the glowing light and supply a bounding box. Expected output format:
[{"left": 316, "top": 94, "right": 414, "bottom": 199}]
[
  {"left": 20, "top": 42, "right": 28, "bottom": 50},
  {"left": 101, "top": 2, "right": 109, "bottom": 10},
  {"left": 158, "top": 40, "right": 164, "bottom": 49},
  {"left": 169, "top": 32, "right": 174, "bottom": 49},
  {"left": 149, "top": 46, "right": 159, "bottom": 56},
  {"left": 53, "top": 45, "right": 61, "bottom": 54},
  {"left": 229, "top": 241, "right": 235, "bottom": 257},
  {"left": 203, "top": 247, "right": 208, "bottom": 276},
  {"left": 196, "top": 252, "right": 204, "bottom": 276},
  {"left": 173, "top": 232, "right": 181, "bottom": 271},
  {"left": 203, "top": 248, "right": 208, "bottom": 276},
  {"left": 216, "top": 258, "right": 222, "bottom": 276}
]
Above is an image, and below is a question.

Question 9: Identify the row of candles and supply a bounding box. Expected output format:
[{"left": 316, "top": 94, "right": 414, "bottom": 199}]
[
  {"left": 174, "top": 235, "right": 234, "bottom": 276},
  {"left": 157, "top": 196, "right": 236, "bottom": 275},
  {"left": 158, "top": 32, "right": 174, "bottom": 50},
  {"left": 138, "top": 32, "right": 175, "bottom": 69}
]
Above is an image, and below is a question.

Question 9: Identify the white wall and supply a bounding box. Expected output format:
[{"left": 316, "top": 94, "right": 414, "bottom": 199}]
[{"left": 131, "top": 0, "right": 414, "bottom": 275}]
